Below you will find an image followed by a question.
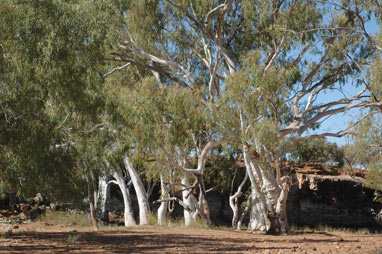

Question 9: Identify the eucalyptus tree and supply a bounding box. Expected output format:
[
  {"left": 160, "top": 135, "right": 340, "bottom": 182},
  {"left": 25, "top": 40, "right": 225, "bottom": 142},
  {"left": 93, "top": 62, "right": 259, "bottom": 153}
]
[
  {"left": 0, "top": 0, "right": 114, "bottom": 229},
  {"left": 107, "top": 0, "right": 234, "bottom": 226},
  {"left": 107, "top": 0, "right": 382, "bottom": 233},
  {"left": 102, "top": 77, "right": 154, "bottom": 225},
  {"left": 339, "top": 0, "right": 382, "bottom": 200},
  {"left": 102, "top": 156, "right": 137, "bottom": 226},
  {"left": 215, "top": 0, "right": 382, "bottom": 234},
  {"left": 147, "top": 84, "right": 222, "bottom": 226},
  {"left": 110, "top": 78, "right": 220, "bottom": 225}
]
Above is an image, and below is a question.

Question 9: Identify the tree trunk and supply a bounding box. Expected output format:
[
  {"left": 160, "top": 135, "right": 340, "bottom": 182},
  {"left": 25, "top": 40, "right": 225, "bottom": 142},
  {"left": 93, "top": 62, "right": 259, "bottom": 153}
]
[
  {"left": 181, "top": 176, "right": 195, "bottom": 226},
  {"left": 157, "top": 173, "right": 168, "bottom": 226},
  {"left": 123, "top": 155, "right": 150, "bottom": 225},
  {"left": 95, "top": 175, "right": 111, "bottom": 222},
  {"left": 248, "top": 194, "right": 268, "bottom": 231},
  {"left": 242, "top": 146, "right": 290, "bottom": 234},
  {"left": 89, "top": 199, "right": 98, "bottom": 231},
  {"left": 198, "top": 179, "right": 212, "bottom": 225},
  {"left": 229, "top": 170, "right": 248, "bottom": 229},
  {"left": 229, "top": 196, "right": 239, "bottom": 229},
  {"left": 112, "top": 171, "right": 137, "bottom": 226},
  {"left": 243, "top": 147, "right": 268, "bottom": 232},
  {"left": 237, "top": 206, "right": 249, "bottom": 230},
  {"left": 87, "top": 181, "right": 98, "bottom": 231}
]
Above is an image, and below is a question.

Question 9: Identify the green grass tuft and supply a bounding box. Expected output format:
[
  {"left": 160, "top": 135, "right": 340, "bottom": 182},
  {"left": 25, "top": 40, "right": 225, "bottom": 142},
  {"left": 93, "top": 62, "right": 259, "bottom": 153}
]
[{"left": 67, "top": 234, "right": 81, "bottom": 244}]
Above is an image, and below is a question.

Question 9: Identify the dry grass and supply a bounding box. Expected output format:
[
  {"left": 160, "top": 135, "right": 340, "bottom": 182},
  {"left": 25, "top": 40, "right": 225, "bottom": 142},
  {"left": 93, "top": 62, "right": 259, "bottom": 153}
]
[
  {"left": 38, "top": 210, "right": 91, "bottom": 228},
  {"left": 290, "top": 224, "right": 372, "bottom": 234}
]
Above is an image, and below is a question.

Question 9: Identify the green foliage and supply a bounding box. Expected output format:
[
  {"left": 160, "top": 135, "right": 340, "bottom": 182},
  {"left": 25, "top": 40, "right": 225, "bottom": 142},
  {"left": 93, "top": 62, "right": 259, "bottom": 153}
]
[
  {"left": 0, "top": 0, "right": 114, "bottom": 200},
  {"left": 347, "top": 114, "right": 382, "bottom": 198},
  {"left": 67, "top": 234, "right": 82, "bottom": 244},
  {"left": 216, "top": 50, "right": 292, "bottom": 156},
  {"left": 368, "top": 50, "right": 382, "bottom": 102},
  {"left": 107, "top": 76, "right": 215, "bottom": 179},
  {"left": 366, "top": 163, "right": 382, "bottom": 196},
  {"left": 203, "top": 150, "right": 245, "bottom": 195},
  {"left": 287, "top": 139, "right": 345, "bottom": 166}
]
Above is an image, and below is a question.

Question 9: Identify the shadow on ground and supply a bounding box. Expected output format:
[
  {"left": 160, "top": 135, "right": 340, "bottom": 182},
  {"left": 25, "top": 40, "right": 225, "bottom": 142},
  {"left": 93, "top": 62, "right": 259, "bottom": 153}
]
[{"left": 0, "top": 228, "right": 372, "bottom": 253}]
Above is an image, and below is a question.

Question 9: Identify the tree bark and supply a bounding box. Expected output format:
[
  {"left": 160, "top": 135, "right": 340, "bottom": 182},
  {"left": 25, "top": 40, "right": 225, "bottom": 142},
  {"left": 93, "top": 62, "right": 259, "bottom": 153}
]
[
  {"left": 197, "top": 177, "right": 212, "bottom": 225},
  {"left": 181, "top": 176, "right": 195, "bottom": 226},
  {"left": 95, "top": 175, "right": 111, "bottom": 222},
  {"left": 243, "top": 147, "right": 268, "bottom": 232},
  {"left": 237, "top": 206, "right": 249, "bottom": 230},
  {"left": 89, "top": 198, "right": 98, "bottom": 231},
  {"left": 157, "top": 173, "right": 168, "bottom": 226},
  {"left": 123, "top": 155, "right": 150, "bottom": 225},
  {"left": 87, "top": 180, "right": 98, "bottom": 231},
  {"left": 112, "top": 171, "right": 137, "bottom": 226},
  {"left": 242, "top": 146, "right": 290, "bottom": 234},
  {"left": 229, "top": 170, "right": 248, "bottom": 229}
]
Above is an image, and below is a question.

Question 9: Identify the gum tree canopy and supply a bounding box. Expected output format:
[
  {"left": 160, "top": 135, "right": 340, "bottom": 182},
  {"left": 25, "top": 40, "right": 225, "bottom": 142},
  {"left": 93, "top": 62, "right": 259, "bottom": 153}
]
[
  {"left": 0, "top": 0, "right": 113, "bottom": 215},
  {"left": 108, "top": 0, "right": 382, "bottom": 234}
]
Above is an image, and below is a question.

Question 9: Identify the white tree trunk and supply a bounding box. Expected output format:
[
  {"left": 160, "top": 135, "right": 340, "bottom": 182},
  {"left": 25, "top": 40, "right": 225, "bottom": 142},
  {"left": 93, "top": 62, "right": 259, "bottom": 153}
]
[
  {"left": 123, "top": 155, "right": 150, "bottom": 225},
  {"left": 157, "top": 174, "right": 168, "bottom": 226},
  {"left": 95, "top": 175, "right": 111, "bottom": 221},
  {"left": 112, "top": 171, "right": 137, "bottom": 226},
  {"left": 248, "top": 195, "right": 268, "bottom": 231},
  {"left": 229, "top": 195, "right": 239, "bottom": 229},
  {"left": 181, "top": 176, "right": 195, "bottom": 226},
  {"left": 229, "top": 170, "right": 248, "bottom": 229},
  {"left": 242, "top": 146, "right": 291, "bottom": 234},
  {"left": 243, "top": 148, "right": 269, "bottom": 232}
]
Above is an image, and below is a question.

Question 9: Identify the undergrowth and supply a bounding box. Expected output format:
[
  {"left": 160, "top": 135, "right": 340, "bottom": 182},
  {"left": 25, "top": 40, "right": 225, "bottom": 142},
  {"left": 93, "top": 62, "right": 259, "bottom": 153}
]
[
  {"left": 38, "top": 210, "right": 91, "bottom": 227},
  {"left": 290, "top": 224, "right": 374, "bottom": 234},
  {"left": 67, "top": 234, "right": 81, "bottom": 244}
]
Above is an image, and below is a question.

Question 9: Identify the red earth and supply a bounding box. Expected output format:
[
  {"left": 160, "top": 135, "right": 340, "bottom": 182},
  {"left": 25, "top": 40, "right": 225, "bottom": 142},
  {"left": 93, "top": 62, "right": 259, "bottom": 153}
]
[{"left": 0, "top": 222, "right": 381, "bottom": 254}]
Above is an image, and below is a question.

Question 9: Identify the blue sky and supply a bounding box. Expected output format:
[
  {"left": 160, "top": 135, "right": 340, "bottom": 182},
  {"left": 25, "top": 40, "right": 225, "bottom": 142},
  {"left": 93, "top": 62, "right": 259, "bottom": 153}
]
[{"left": 314, "top": 18, "right": 380, "bottom": 146}]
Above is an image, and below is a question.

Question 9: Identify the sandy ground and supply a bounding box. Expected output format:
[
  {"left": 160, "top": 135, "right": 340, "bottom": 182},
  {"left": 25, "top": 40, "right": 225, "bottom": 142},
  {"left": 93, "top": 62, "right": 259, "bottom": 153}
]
[{"left": 0, "top": 223, "right": 381, "bottom": 254}]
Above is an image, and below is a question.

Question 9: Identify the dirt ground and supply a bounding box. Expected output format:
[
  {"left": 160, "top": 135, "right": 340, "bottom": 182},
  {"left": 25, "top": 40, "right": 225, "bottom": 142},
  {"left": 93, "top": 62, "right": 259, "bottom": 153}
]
[{"left": 0, "top": 222, "right": 381, "bottom": 254}]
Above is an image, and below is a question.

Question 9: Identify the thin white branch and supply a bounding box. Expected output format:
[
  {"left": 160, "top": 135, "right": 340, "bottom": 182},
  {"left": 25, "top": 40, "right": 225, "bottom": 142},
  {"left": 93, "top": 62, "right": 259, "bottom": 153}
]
[
  {"left": 155, "top": 197, "right": 193, "bottom": 212},
  {"left": 104, "top": 63, "right": 131, "bottom": 77},
  {"left": 184, "top": 138, "right": 223, "bottom": 174},
  {"left": 298, "top": 101, "right": 382, "bottom": 135},
  {"left": 55, "top": 112, "right": 71, "bottom": 130}
]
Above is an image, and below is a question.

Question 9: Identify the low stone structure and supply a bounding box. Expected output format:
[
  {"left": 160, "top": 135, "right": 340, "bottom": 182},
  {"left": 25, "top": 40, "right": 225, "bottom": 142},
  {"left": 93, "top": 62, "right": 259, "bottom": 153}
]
[{"left": 285, "top": 163, "right": 382, "bottom": 230}]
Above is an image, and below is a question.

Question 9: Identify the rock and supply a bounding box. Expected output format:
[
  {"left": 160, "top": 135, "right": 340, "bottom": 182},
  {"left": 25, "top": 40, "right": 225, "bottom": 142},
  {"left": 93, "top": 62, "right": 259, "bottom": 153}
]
[
  {"left": 34, "top": 193, "right": 46, "bottom": 205},
  {"left": 18, "top": 212, "right": 27, "bottom": 220},
  {"left": 50, "top": 202, "right": 57, "bottom": 211},
  {"left": 20, "top": 204, "right": 31, "bottom": 212},
  {"left": 287, "top": 172, "right": 382, "bottom": 229},
  {"left": 26, "top": 198, "right": 36, "bottom": 206}
]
